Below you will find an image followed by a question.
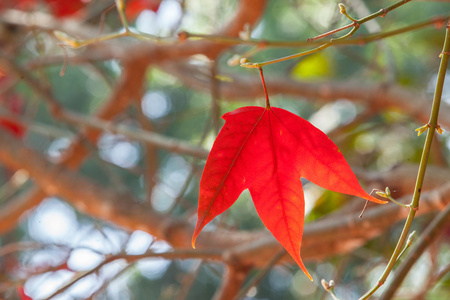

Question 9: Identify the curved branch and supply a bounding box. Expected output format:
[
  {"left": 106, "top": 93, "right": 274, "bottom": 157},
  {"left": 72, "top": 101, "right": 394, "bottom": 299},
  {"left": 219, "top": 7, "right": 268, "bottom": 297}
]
[
  {"left": 0, "top": 131, "right": 448, "bottom": 268},
  {"left": 162, "top": 63, "right": 450, "bottom": 128},
  {"left": 0, "top": 0, "right": 268, "bottom": 235},
  {"left": 0, "top": 56, "right": 148, "bottom": 234},
  {"left": 213, "top": 265, "right": 250, "bottom": 300},
  {"left": 225, "top": 182, "right": 450, "bottom": 267}
]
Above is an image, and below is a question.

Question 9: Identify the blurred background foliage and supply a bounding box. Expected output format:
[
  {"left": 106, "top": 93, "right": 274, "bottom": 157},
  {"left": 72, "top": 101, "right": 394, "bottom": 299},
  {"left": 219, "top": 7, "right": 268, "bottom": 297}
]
[{"left": 0, "top": 0, "right": 449, "bottom": 299}]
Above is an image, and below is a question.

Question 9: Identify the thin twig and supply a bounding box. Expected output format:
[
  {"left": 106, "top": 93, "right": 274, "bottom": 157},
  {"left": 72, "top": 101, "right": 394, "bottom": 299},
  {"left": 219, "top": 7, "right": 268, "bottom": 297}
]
[
  {"left": 233, "top": 249, "right": 286, "bottom": 300},
  {"left": 0, "top": 129, "right": 448, "bottom": 266},
  {"left": 241, "top": 16, "right": 446, "bottom": 68},
  {"left": 174, "top": 260, "right": 205, "bottom": 300},
  {"left": 0, "top": 56, "right": 209, "bottom": 159},
  {"left": 379, "top": 204, "right": 450, "bottom": 299},
  {"left": 210, "top": 61, "right": 222, "bottom": 135},
  {"left": 134, "top": 99, "right": 159, "bottom": 200},
  {"left": 43, "top": 249, "right": 221, "bottom": 300},
  {"left": 359, "top": 19, "right": 450, "bottom": 300}
]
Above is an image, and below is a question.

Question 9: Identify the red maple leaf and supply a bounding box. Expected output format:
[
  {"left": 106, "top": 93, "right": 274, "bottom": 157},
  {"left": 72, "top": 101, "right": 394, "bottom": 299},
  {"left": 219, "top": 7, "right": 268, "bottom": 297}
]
[
  {"left": 192, "top": 69, "right": 386, "bottom": 280},
  {"left": 0, "top": 119, "right": 25, "bottom": 137},
  {"left": 0, "top": 92, "right": 26, "bottom": 138},
  {"left": 0, "top": 0, "right": 86, "bottom": 18},
  {"left": 126, "top": 0, "right": 161, "bottom": 20},
  {"left": 44, "top": 0, "right": 86, "bottom": 18},
  {"left": 16, "top": 286, "right": 32, "bottom": 300}
]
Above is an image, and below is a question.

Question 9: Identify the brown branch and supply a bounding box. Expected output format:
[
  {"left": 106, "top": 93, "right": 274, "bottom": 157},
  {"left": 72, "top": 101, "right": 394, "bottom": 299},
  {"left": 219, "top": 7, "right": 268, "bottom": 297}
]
[
  {"left": 0, "top": 130, "right": 448, "bottom": 269},
  {"left": 134, "top": 99, "right": 159, "bottom": 199},
  {"left": 29, "top": 56, "right": 449, "bottom": 131},
  {"left": 0, "top": 57, "right": 147, "bottom": 234},
  {"left": 213, "top": 265, "right": 250, "bottom": 300},
  {"left": 223, "top": 182, "right": 450, "bottom": 267},
  {"left": 60, "top": 110, "right": 209, "bottom": 159},
  {"left": 3, "top": 0, "right": 267, "bottom": 61},
  {"left": 163, "top": 64, "right": 450, "bottom": 128},
  {"left": 230, "top": 79, "right": 450, "bottom": 128},
  {"left": 0, "top": 9, "right": 101, "bottom": 38},
  {"left": 113, "top": 0, "right": 267, "bottom": 64},
  {"left": 43, "top": 249, "right": 223, "bottom": 300},
  {"left": 0, "top": 129, "right": 262, "bottom": 253},
  {"left": 0, "top": 130, "right": 171, "bottom": 240},
  {"left": 0, "top": 0, "right": 267, "bottom": 236}
]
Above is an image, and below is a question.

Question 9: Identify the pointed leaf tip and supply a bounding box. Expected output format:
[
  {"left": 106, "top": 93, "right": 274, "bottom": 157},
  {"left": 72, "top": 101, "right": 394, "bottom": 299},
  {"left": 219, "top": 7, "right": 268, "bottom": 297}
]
[
  {"left": 367, "top": 194, "right": 388, "bottom": 204},
  {"left": 191, "top": 232, "right": 198, "bottom": 249}
]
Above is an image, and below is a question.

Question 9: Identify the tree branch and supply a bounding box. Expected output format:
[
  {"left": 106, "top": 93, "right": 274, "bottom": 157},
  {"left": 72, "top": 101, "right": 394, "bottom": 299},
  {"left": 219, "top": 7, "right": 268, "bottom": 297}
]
[
  {"left": 0, "top": 131, "right": 448, "bottom": 268},
  {"left": 213, "top": 265, "right": 250, "bottom": 300},
  {"left": 162, "top": 63, "right": 450, "bottom": 128},
  {"left": 0, "top": 57, "right": 148, "bottom": 234},
  {"left": 0, "top": 0, "right": 268, "bottom": 235}
]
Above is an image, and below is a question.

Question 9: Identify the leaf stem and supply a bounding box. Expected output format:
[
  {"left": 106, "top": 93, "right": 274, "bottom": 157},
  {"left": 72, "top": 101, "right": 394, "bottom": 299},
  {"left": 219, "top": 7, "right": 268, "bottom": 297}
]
[
  {"left": 258, "top": 67, "right": 271, "bottom": 109},
  {"left": 358, "top": 19, "right": 450, "bottom": 300}
]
